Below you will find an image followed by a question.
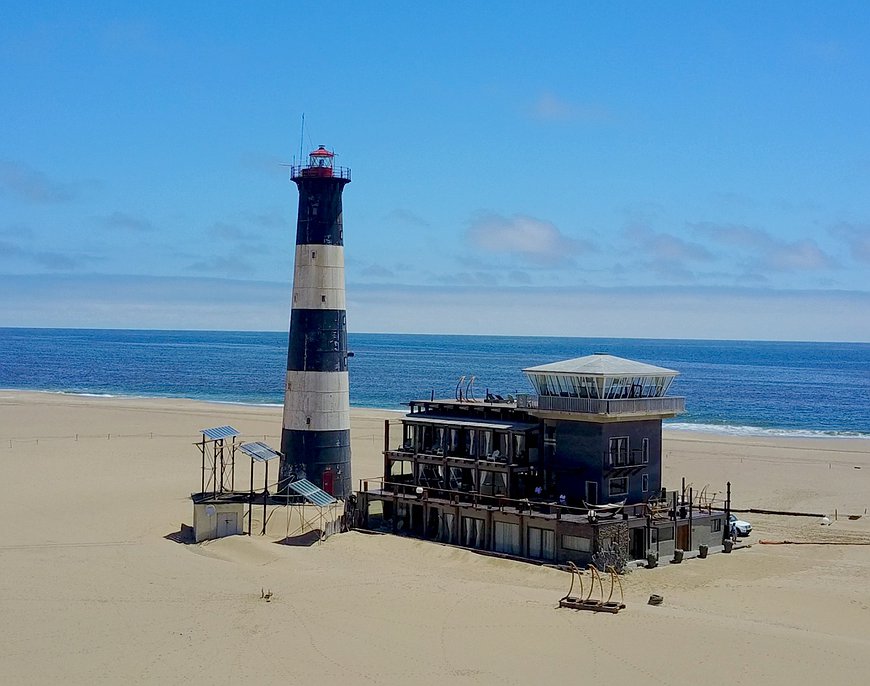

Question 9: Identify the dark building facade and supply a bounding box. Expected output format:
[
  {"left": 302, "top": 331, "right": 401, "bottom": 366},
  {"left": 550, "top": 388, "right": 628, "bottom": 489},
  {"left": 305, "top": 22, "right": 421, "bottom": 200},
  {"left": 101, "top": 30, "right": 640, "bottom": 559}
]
[{"left": 358, "top": 354, "right": 728, "bottom": 566}]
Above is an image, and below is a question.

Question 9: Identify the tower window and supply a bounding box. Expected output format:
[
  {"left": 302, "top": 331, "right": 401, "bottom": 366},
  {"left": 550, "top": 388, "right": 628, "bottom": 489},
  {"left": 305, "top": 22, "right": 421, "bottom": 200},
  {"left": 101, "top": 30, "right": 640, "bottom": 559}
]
[
  {"left": 609, "top": 477, "right": 628, "bottom": 497},
  {"left": 311, "top": 251, "right": 316, "bottom": 259},
  {"left": 321, "top": 295, "right": 326, "bottom": 303},
  {"left": 608, "top": 436, "right": 629, "bottom": 465}
]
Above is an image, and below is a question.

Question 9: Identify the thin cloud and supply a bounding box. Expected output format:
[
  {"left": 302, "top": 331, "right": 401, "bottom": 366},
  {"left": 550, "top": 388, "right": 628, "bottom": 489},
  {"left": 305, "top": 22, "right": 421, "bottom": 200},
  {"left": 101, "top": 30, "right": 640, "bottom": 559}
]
[
  {"left": 625, "top": 223, "right": 714, "bottom": 262},
  {"left": 691, "top": 221, "right": 837, "bottom": 272},
  {"left": 0, "top": 239, "right": 98, "bottom": 270},
  {"left": 691, "top": 222, "right": 770, "bottom": 249},
  {"left": 385, "top": 209, "right": 432, "bottom": 230},
  {"left": 0, "top": 160, "right": 81, "bottom": 204},
  {"left": 188, "top": 255, "right": 252, "bottom": 273},
  {"left": 99, "top": 211, "right": 154, "bottom": 232},
  {"left": 208, "top": 211, "right": 287, "bottom": 241},
  {"left": 529, "top": 92, "right": 611, "bottom": 123},
  {"left": 208, "top": 221, "right": 257, "bottom": 241},
  {"left": 765, "top": 240, "right": 836, "bottom": 271},
  {"left": 0, "top": 223, "right": 34, "bottom": 239},
  {"left": 240, "top": 210, "right": 287, "bottom": 229},
  {"left": 467, "top": 212, "right": 590, "bottom": 265},
  {"left": 830, "top": 222, "right": 870, "bottom": 263},
  {"left": 509, "top": 270, "right": 532, "bottom": 284},
  {"left": 360, "top": 264, "right": 396, "bottom": 280}
]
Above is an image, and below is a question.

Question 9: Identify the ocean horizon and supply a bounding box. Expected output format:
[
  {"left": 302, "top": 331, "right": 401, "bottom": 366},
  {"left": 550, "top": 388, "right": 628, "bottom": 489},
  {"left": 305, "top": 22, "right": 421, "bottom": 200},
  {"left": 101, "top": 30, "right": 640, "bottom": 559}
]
[{"left": 1, "top": 327, "right": 868, "bottom": 439}]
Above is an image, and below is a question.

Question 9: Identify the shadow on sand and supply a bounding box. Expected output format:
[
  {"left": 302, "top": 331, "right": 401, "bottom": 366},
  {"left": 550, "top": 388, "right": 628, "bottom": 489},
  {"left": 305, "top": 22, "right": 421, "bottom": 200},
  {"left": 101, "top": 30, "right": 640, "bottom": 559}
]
[
  {"left": 164, "top": 524, "right": 195, "bottom": 544},
  {"left": 274, "top": 530, "right": 322, "bottom": 547}
]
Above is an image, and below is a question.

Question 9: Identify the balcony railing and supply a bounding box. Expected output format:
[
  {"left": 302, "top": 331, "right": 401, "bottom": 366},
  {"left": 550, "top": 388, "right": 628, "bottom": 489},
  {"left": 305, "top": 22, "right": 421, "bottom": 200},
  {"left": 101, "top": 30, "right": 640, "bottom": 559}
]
[
  {"left": 290, "top": 165, "right": 352, "bottom": 181},
  {"left": 385, "top": 448, "right": 520, "bottom": 469},
  {"left": 518, "top": 394, "right": 684, "bottom": 416}
]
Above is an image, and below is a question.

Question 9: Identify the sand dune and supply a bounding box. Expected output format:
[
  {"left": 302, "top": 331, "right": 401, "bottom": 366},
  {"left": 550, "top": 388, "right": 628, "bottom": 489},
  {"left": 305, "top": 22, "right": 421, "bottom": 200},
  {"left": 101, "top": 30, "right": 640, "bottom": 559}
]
[{"left": 1, "top": 391, "right": 868, "bottom": 685}]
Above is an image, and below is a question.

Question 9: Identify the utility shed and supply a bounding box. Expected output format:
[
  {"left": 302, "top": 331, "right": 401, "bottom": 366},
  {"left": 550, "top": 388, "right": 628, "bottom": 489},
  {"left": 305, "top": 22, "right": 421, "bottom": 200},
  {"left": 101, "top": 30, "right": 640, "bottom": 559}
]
[{"left": 192, "top": 496, "right": 246, "bottom": 542}]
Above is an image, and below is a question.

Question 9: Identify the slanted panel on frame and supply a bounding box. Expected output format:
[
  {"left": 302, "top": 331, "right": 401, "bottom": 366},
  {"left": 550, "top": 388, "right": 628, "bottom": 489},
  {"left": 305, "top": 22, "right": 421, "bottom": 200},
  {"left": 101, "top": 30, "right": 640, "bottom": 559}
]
[
  {"left": 201, "top": 425, "right": 240, "bottom": 441},
  {"left": 239, "top": 441, "right": 281, "bottom": 462},
  {"left": 288, "top": 478, "right": 338, "bottom": 507}
]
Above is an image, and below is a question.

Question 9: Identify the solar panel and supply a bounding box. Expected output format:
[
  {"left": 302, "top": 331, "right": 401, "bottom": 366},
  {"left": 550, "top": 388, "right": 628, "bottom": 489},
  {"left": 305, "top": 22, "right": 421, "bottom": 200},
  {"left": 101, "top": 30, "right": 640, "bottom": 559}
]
[
  {"left": 201, "top": 425, "right": 240, "bottom": 440},
  {"left": 288, "top": 478, "right": 337, "bottom": 506},
  {"left": 239, "top": 441, "right": 281, "bottom": 461}
]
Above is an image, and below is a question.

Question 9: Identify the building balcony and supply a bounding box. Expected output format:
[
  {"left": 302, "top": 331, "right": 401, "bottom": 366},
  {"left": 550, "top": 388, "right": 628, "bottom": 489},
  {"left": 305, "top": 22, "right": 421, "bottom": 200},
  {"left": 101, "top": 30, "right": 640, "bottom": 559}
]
[
  {"left": 385, "top": 448, "right": 522, "bottom": 471},
  {"left": 517, "top": 394, "right": 685, "bottom": 417}
]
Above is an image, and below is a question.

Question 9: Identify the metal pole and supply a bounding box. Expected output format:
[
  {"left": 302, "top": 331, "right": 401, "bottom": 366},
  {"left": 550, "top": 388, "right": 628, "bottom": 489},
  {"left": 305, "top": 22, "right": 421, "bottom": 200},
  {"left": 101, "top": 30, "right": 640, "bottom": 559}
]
[
  {"left": 724, "top": 481, "right": 731, "bottom": 544},
  {"left": 383, "top": 419, "right": 391, "bottom": 481},
  {"left": 213, "top": 440, "right": 218, "bottom": 498},
  {"left": 248, "top": 457, "right": 254, "bottom": 536},
  {"left": 200, "top": 437, "right": 205, "bottom": 494},
  {"left": 231, "top": 439, "right": 236, "bottom": 492},
  {"left": 262, "top": 462, "right": 268, "bottom": 535}
]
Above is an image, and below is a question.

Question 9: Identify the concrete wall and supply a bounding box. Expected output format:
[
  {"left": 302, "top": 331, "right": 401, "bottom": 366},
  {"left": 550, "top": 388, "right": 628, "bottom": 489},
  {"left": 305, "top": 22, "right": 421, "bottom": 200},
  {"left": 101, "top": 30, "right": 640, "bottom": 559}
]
[{"left": 193, "top": 502, "right": 245, "bottom": 542}]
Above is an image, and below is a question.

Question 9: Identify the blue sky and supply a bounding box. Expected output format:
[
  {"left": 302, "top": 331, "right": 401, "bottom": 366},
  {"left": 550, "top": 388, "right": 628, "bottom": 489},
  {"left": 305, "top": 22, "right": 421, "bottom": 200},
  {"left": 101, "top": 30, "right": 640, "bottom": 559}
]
[{"left": 2, "top": 2, "right": 869, "bottom": 340}]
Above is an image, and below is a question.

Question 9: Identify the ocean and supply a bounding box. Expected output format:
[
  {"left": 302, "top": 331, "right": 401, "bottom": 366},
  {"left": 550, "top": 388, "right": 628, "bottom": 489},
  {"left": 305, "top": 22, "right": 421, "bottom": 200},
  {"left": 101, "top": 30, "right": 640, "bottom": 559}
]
[{"left": 0, "top": 328, "right": 867, "bottom": 438}]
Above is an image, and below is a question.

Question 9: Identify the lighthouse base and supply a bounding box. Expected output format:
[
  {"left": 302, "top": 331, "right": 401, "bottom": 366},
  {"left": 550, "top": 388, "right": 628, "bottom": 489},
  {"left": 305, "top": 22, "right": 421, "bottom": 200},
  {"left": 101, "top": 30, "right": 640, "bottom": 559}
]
[{"left": 280, "top": 428, "right": 352, "bottom": 498}]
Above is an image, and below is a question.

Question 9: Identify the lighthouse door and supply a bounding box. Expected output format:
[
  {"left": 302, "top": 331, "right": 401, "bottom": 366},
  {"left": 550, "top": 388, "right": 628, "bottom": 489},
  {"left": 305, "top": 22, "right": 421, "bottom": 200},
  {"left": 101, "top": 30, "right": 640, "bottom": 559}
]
[{"left": 322, "top": 468, "right": 334, "bottom": 495}]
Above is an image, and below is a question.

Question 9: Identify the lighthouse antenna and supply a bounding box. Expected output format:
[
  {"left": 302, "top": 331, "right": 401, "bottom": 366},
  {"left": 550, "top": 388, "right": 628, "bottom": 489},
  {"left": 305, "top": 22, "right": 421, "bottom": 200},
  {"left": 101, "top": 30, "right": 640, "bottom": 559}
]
[{"left": 298, "top": 113, "right": 305, "bottom": 165}]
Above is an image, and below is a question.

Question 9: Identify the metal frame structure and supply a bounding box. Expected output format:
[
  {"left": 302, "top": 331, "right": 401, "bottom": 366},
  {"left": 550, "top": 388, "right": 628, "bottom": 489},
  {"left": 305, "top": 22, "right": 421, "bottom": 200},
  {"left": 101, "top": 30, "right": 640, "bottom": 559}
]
[{"left": 197, "top": 426, "right": 240, "bottom": 496}]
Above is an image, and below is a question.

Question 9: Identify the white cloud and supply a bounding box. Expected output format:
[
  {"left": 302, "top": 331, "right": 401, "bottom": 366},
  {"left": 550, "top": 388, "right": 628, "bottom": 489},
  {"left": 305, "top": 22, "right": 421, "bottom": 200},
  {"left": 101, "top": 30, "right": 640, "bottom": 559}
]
[
  {"left": 691, "top": 222, "right": 837, "bottom": 272},
  {"left": 467, "top": 213, "right": 590, "bottom": 265}
]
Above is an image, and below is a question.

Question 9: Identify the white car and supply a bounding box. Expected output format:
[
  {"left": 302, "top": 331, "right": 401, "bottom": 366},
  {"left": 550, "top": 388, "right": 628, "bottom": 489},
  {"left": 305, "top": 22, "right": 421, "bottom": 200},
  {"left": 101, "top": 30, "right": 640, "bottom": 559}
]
[{"left": 729, "top": 513, "right": 752, "bottom": 537}]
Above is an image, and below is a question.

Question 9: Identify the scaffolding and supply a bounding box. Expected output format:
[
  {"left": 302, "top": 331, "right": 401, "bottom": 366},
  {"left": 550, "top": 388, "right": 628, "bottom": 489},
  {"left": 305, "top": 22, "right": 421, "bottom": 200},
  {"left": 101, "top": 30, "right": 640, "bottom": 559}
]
[{"left": 197, "top": 425, "right": 240, "bottom": 496}]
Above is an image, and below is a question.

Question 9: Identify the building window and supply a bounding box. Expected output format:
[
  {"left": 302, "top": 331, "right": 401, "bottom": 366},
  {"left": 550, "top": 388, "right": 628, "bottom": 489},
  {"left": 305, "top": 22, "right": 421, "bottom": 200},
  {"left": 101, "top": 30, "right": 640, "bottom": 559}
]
[
  {"left": 711, "top": 518, "right": 722, "bottom": 533},
  {"left": 608, "top": 436, "right": 629, "bottom": 465},
  {"left": 642, "top": 473, "right": 649, "bottom": 492},
  {"left": 528, "top": 527, "right": 555, "bottom": 560},
  {"left": 561, "top": 534, "right": 591, "bottom": 552},
  {"left": 609, "top": 477, "right": 628, "bottom": 497},
  {"left": 642, "top": 438, "right": 649, "bottom": 464},
  {"left": 650, "top": 528, "right": 658, "bottom": 544}
]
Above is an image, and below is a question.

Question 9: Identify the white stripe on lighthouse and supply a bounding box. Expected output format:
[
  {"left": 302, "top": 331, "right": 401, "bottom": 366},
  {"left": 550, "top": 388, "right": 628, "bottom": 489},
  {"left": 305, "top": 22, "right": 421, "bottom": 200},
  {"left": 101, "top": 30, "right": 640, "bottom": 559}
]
[
  {"left": 282, "top": 369, "right": 350, "bottom": 432},
  {"left": 291, "top": 244, "right": 347, "bottom": 310}
]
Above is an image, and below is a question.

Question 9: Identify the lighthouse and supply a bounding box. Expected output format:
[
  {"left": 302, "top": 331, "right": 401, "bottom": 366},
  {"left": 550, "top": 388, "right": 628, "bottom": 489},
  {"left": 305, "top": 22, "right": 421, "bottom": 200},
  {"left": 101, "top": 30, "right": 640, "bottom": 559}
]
[{"left": 280, "top": 145, "right": 352, "bottom": 498}]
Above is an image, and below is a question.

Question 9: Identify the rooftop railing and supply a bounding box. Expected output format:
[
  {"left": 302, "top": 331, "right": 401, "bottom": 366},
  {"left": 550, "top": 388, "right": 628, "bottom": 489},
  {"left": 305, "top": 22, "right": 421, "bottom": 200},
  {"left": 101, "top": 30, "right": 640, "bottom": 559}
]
[{"left": 518, "top": 394, "right": 685, "bottom": 416}]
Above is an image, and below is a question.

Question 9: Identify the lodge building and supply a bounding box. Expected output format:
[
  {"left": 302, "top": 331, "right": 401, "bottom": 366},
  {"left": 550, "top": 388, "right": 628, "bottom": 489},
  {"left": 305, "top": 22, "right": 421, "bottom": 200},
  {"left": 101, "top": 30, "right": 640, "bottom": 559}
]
[{"left": 357, "top": 353, "right": 729, "bottom": 566}]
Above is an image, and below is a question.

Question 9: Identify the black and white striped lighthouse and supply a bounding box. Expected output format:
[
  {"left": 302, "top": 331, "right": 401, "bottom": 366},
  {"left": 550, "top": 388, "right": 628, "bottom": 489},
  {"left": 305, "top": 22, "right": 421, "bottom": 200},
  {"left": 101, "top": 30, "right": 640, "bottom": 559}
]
[{"left": 280, "top": 145, "right": 352, "bottom": 498}]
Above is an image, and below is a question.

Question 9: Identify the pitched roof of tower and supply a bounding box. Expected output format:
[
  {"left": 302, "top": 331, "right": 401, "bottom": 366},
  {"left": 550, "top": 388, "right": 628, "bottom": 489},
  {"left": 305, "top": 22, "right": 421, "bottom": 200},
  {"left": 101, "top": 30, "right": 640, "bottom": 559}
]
[{"left": 523, "top": 353, "right": 678, "bottom": 377}]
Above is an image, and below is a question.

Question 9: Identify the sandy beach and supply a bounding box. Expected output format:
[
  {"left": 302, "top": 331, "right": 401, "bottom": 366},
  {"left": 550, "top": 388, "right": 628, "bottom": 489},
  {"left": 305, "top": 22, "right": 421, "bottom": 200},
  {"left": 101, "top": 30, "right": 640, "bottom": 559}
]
[{"left": 1, "top": 390, "right": 869, "bottom": 685}]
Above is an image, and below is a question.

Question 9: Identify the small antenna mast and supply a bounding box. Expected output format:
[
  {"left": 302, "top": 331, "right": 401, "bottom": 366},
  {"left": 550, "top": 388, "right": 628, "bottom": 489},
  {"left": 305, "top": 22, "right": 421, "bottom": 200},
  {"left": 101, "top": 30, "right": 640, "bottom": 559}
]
[{"left": 298, "top": 113, "right": 305, "bottom": 165}]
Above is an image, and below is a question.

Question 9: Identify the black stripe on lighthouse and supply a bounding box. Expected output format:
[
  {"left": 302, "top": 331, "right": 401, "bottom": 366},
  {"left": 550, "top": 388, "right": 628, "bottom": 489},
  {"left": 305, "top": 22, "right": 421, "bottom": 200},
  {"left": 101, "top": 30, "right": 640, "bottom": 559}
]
[{"left": 286, "top": 309, "right": 347, "bottom": 372}]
